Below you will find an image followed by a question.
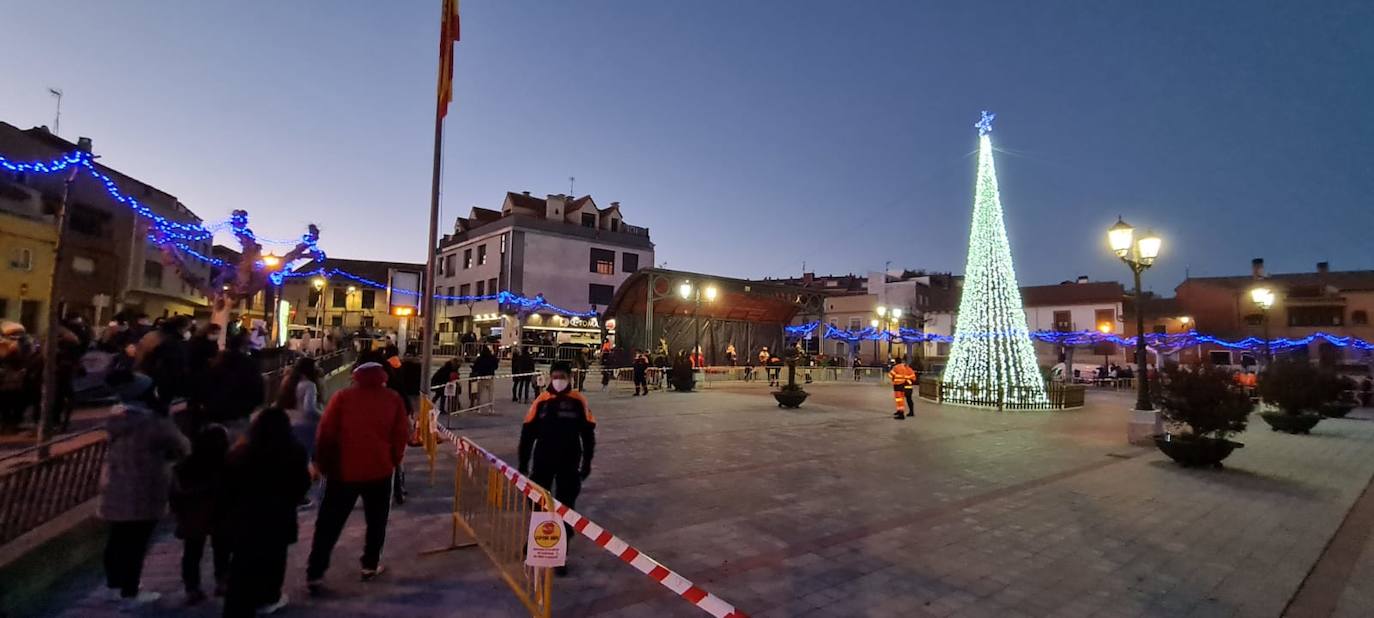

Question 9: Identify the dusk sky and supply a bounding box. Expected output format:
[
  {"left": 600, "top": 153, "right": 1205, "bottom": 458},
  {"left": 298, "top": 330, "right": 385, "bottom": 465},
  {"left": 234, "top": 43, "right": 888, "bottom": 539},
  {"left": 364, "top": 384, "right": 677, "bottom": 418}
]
[{"left": 3, "top": 1, "right": 1371, "bottom": 293}]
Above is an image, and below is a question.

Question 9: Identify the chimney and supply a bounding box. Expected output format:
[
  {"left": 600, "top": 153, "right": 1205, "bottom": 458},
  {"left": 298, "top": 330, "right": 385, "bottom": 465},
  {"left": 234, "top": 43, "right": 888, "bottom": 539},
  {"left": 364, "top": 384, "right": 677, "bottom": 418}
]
[
  {"left": 1076, "top": 275, "right": 1089, "bottom": 284},
  {"left": 1317, "top": 261, "right": 1330, "bottom": 275},
  {"left": 802, "top": 272, "right": 814, "bottom": 285},
  {"left": 1252, "top": 258, "right": 1265, "bottom": 279},
  {"left": 522, "top": 191, "right": 530, "bottom": 196},
  {"left": 610, "top": 201, "right": 620, "bottom": 208}
]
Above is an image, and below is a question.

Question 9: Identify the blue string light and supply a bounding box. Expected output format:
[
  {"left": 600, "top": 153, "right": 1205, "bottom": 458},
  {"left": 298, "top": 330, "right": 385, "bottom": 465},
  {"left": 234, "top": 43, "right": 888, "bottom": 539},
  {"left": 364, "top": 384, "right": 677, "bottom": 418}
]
[
  {"left": 4, "top": 150, "right": 596, "bottom": 318},
  {"left": 786, "top": 322, "right": 1374, "bottom": 353}
]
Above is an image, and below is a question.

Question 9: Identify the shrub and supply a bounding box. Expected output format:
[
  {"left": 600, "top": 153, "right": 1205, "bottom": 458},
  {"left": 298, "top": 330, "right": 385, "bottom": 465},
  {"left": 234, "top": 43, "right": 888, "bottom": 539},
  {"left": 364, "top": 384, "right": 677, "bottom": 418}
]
[
  {"left": 1259, "top": 359, "right": 1342, "bottom": 416},
  {"left": 1152, "top": 365, "right": 1252, "bottom": 440}
]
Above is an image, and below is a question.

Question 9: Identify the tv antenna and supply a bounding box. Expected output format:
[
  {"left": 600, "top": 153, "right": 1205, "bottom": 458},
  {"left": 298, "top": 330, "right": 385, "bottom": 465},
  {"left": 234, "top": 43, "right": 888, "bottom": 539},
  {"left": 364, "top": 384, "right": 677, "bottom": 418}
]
[
  {"left": 569, "top": 176, "right": 575, "bottom": 195},
  {"left": 48, "top": 88, "right": 63, "bottom": 136}
]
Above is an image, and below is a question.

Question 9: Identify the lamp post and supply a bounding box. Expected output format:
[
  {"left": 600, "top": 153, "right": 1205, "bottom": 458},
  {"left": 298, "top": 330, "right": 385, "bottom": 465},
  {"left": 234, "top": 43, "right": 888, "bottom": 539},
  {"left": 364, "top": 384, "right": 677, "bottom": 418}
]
[
  {"left": 312, "top": 277, "right": 326, "bottom": 332},
  {"left": 678, "top": 281, "right": 717, "bottom": 365},
  {"left": 1098, "top": 322, "right": 1112, "bottom": 369},
  {"left": 262, "top": 254, "right": 282, "bottom": 346},
  {"left": 1250, "top": 287, "right": 1275, "bottom": 366},
  {"left": 869, "top": 318, "right": 880, "bottom": 365},
  {"left": 1107, "top": 217, "right": 1162, "bottom": 413},
  {"left": 345, "top": 285, "right": 358, "bottom": 330},
  {"left": 875, "top": 306, "right": 902, "bottom": 364}
]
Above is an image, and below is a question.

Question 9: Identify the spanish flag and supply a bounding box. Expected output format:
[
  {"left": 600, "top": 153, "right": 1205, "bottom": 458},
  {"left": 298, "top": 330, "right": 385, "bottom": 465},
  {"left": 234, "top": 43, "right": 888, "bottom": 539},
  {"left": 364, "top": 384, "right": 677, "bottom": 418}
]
[{"left": 436, "top": 0, "right": 460, "bottom": 118}]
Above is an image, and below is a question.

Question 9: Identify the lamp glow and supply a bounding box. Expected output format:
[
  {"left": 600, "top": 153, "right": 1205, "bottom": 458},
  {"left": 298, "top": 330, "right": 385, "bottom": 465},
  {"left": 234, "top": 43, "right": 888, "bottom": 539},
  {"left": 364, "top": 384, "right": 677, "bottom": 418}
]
[
  {"left": 312, "top": 277, "right": 325, "bottom": 290},
  {"left": 1108, "top": 217, "right": 1134, "bottom": 257},
  {"left": 678, "top": 282, "right": 692, "bottom": 300},
  {"left": 1137, "top": 230, "right": 1162, "bottom": 264},
  {"left": 704, "top": 285, "right": 718, "bottom": 301}
]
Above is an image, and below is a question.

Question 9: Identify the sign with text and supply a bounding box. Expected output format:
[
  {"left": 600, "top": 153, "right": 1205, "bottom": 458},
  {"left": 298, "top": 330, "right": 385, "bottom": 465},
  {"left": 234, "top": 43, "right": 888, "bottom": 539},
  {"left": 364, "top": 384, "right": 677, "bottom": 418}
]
[{"left": 525, "top": 512, "right": 567, "bottom": 567}]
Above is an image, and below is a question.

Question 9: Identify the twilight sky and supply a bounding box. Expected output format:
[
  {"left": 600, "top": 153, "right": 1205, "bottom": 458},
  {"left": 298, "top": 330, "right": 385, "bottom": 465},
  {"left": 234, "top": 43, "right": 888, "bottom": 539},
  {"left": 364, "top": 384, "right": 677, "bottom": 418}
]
[{"left": 3, "top": 1, "right": 1371, "bottom": 293}]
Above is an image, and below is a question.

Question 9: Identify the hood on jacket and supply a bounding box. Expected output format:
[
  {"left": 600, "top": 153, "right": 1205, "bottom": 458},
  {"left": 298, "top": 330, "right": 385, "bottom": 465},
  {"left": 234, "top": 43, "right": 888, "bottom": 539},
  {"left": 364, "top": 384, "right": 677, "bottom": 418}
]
[
  {"left": 106, "top": 400, "right": 156, "bottom": 437},
  {"left": 352, "top": 362, "right": 389, "bottom": 388}
]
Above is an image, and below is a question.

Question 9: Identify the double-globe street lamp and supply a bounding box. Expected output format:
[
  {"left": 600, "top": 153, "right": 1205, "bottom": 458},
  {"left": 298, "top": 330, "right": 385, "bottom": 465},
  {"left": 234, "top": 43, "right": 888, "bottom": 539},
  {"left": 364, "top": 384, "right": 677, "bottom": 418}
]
[
  {"left": 873, "top": 306, "right": 903, "bottom": 365},
  {"left": 1108, "top": 217, "right": 1162, "bottom": 413},
  {"left": 1250, "top": 286, "right": 1275, "bottom": 365},
  {"left": 679, "top": 281, "right": 718, "bottom": 365},
  {"left": 312, "top": 277, "right": 327, "bottom": 331}
]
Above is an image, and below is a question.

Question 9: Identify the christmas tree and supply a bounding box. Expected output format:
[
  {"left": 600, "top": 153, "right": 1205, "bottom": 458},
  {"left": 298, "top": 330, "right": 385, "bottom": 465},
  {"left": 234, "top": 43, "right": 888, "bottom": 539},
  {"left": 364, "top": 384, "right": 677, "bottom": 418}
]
[{"left": 940, "top": 112, "right": 1048, "bottom": 406}]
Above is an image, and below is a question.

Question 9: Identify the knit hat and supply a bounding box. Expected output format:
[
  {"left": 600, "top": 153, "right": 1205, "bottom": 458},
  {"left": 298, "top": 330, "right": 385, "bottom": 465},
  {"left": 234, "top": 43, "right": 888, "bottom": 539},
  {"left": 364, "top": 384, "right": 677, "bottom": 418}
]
[{"left": 550, "top": 360, "right": 573, "bottom": 375}]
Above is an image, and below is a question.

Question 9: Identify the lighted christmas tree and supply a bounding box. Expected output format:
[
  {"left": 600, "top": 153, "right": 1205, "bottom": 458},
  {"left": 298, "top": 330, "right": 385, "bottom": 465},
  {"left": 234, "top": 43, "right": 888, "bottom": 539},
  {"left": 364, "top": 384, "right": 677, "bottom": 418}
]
[{"left": 940, "top": 112, "right": 1048, "bottom": 406}]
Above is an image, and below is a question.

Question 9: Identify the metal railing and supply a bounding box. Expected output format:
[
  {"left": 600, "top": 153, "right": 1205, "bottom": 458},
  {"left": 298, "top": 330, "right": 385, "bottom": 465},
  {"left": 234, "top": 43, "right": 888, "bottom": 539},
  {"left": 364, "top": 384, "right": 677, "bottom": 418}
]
[
  {"left": 918, "top": 377, "right": 1086, "bottom": 410},
  {"left": 422, "top": 436, "right": 554, "bottom": 618},
  {"left": 0, "top": 428, "right": 108, "bottom": 546}
]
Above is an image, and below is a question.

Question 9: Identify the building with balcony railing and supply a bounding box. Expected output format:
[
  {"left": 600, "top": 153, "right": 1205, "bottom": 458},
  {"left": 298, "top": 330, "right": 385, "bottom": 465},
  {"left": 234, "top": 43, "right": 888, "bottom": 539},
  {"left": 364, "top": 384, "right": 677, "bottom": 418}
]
[{"left": 434, "top": 192, "right": 654, "bottom": 349}]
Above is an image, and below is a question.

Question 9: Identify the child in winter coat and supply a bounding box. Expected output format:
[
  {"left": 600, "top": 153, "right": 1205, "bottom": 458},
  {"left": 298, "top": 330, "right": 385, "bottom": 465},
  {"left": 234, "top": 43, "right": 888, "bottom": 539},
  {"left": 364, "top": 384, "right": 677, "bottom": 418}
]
[{"left": 169, "top": 424, "right": 231, "bottom": 604}]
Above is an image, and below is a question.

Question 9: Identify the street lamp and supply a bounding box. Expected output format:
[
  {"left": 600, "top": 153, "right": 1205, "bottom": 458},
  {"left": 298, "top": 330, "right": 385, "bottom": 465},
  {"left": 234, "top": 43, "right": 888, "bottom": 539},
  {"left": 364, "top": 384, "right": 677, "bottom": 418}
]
[
  {"left": 345, "top": 285, "right": 358, "bottom": 330},
  {"left": 1251, "top": 286, "right": 1275, "bottom": 365},
  {"left": 679, "top": 281, "right": 718, "bottom": 365},
  {"left": 1107, "top": 217, "right": 1162, "bottom": 412},
  {"left": 1098, "top": 322, "right": 1112, "bottom": 369},
  {"left": 312, "top": 277, "right": 327, "bottom": 331},
  {"left": 869, "top": 318, "right": 881, "bottom": 365}
]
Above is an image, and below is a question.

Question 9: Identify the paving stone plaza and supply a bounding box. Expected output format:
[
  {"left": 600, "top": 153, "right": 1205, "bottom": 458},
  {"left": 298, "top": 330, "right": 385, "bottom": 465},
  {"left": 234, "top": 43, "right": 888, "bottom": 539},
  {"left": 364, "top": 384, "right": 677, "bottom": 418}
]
[{"left": 40, "top": 381, "right": 1374, "bottom": 617}]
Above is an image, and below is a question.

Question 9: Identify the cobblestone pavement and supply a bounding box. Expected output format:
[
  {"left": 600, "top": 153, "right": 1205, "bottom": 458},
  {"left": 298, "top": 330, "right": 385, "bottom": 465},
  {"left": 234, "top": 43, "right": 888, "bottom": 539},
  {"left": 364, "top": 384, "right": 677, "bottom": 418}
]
[{"left": 36, "top": 381, "right": 1374, "bottom": 617}]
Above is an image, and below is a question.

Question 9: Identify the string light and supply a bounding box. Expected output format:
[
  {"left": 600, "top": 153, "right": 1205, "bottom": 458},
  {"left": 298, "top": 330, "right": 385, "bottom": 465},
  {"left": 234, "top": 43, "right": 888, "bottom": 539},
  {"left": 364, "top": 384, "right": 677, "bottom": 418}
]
[
  {"left": 941, "top": 118, "right": 1048, "bottom": 405},
  {"left": 3, "top": 150, "right": 597, "bottom": 318}
]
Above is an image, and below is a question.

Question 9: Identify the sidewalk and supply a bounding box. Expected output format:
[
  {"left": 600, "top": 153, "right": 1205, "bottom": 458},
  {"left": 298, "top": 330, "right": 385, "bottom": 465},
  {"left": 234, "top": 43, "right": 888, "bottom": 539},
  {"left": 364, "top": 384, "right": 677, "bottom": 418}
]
[{"left": 32, "top": 383, "right": 1374, "bottom": 617}]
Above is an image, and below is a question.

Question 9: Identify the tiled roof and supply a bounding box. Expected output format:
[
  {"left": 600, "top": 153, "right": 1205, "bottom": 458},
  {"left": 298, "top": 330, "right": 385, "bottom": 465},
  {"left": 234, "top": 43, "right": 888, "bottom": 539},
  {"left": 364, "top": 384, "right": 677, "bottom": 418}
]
[
  {"left": 291, "top": 257, "right": 424, "bottom": 286},
  {"left": 505, "top": 192, "right": 545, "bottom": 211},
  {"left": 1182, "top": 271, "right": 1374, "bottom": 292},
  {"left": 1020, "top": 282, "right": 1125, "bottom": 307}
]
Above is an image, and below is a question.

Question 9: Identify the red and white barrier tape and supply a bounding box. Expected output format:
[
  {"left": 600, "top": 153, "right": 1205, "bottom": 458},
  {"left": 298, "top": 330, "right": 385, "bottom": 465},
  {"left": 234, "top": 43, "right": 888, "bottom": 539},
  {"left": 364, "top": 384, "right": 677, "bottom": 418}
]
[{"left": 437, "top": 431, "right": 746, "bottom": 618}]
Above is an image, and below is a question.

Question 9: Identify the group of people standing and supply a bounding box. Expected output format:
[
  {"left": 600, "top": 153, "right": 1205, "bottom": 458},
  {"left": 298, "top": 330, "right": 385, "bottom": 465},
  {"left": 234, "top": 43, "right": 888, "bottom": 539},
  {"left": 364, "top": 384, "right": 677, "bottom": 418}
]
[{"left": 93, "top": 320, "right": 412, "bottom": 616}]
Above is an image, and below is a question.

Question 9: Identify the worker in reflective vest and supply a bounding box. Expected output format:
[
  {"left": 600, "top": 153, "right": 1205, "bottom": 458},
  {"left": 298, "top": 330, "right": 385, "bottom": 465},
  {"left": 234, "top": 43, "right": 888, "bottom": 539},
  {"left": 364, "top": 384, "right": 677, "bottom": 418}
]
[{"left": 889, "top": 359, "right": 916, "bottom": 420}]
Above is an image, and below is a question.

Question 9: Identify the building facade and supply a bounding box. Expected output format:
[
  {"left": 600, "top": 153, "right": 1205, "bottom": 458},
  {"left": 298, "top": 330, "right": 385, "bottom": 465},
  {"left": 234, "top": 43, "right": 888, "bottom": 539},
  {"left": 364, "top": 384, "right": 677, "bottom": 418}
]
[
  {"left": 434, "top": 192, "right": 654, "bottom": 347},
  {"left": 0, "top": 206, "right": 57, "bottom": 334},
  {"left": 0, "top": 122, "right": 210, "bottom": 325},
  {"left": 282, "top": 257, "right": 425, "bottom": 338}
]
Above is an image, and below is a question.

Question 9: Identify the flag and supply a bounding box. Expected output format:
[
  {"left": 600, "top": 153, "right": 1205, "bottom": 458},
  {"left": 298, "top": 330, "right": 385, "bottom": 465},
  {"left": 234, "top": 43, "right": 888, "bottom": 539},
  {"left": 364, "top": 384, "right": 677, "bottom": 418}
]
[{"left": 437, "top": 0, "right": 460, "bottom": 118}]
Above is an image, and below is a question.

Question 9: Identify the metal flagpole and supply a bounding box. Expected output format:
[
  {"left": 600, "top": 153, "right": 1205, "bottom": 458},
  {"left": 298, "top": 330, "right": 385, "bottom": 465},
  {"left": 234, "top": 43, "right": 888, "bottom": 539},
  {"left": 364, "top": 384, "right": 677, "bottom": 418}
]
[{"left": 422, "top": 0, "right": 455, "bottom": 382}]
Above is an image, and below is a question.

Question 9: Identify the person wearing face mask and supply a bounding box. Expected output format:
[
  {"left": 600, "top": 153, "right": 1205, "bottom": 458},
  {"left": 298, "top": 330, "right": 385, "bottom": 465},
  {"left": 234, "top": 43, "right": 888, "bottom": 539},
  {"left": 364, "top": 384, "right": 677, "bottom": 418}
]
[{"left": 517, "top": 361, "right": 596, "bottom": 577}]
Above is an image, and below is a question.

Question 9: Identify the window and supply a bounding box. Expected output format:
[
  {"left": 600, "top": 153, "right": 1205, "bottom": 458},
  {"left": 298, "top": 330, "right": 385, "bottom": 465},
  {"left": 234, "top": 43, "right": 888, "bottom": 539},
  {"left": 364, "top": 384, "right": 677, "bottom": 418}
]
[
  {"left": 936, "top": 342, "right": 950, "bottom": 357},
  {"left": 68, "top": 204, "right": 109, "bottom": 237},
  {"left": 589, "top": 283, "right": 614, "bottom": 306},
  {"left": 1288, "top": 306, "right": 1343, "bottom": 327},
  {"left": 443, "top": 254, "right": 454, "bottom": 275},
  {"left": 1152, "top": 324, "right": 1167, "bottom": 334},
  {"left": 331, "top": 315, "right": 343, "bottom": 327},
  {"left": 581, "top": 213, "right": 596, "bottom": 228},
  {"left": 361, "top": 316, "right": 374, "bottom": 329},
  {"left": 476, "top": 280, "right": 485, "bottom": 296},
  {"left": 71, "top": 255, "right": 95, "bottom": 275},
  {"left": 622, "top": 252, "right": 639, "bottom": 274},
  {"left": 590, "top": 248, "right": 615, "bottom": 275},
  {"left": 1094, "top": 308, "right": 1115, "bottom": 331},
  {"left": 143, "top": 260, "right": 163, "bottom": 288},
  {"left": 500, "top": 233, "right": 507, "bottom": 254},
  {"left": 849, "top": 317, "right": 861, "bottom": 330},
  {"left": 9, "top": 248, "right": 33, "bottom": 271},
  {"left": 1209, "top": 351, "right": 1233, "bottom": 366},
  {"left": 361, "top": 290, "right": 376, "bottom": 309},
  {"left": 609, "top": 218, "right": 620, "bottom": 232},
  {"left": 478, "top": 244, "right": 487, "bottom": 266},
  {"left": 488, "top": 278, "right": 497, "bottom": 295},
  {"left": 332, "top": 288, "right": 347, "bottom": 308},
  {"left": 1353, "top": 310, "right": 1368, "bottom": 325},
  {"left": 459, "top": 283, "right": 470, "bottom": 297},
  {"left": 463, "top": 248, "right": 472, "bottom": 269},
  {"left": 308, "top": 289, "right": 322, "bottom": 307},
  {"left": 446, "top": 287, "right": 455, "bottom": 306},
  {"left": 1053, "top": 310, "right": 1072, "bottom": 332}
]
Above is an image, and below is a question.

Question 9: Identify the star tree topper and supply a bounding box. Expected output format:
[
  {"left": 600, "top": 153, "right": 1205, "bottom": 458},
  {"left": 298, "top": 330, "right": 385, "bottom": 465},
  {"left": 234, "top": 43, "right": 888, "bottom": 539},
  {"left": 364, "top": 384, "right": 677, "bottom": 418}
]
[{"left": 975, "top": 110, "right": 996, "bottom": 135}]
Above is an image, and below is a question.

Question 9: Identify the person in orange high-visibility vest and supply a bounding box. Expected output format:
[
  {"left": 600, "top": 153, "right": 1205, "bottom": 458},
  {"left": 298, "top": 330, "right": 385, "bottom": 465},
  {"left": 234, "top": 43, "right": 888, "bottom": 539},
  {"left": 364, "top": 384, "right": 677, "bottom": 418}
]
[{"left": 889, "top": 359, "right": 917, "bottom": 420}]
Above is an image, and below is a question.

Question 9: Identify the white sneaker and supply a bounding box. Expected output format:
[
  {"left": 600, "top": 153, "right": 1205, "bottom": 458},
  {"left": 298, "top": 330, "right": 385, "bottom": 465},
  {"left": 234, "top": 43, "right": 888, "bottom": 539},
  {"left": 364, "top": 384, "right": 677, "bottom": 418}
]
[
  {"left": 119, "top": 590, "right": 161, "bottom": 610},
  {"left": 258, "top": 594, "right": 289, "bottom": 615}
]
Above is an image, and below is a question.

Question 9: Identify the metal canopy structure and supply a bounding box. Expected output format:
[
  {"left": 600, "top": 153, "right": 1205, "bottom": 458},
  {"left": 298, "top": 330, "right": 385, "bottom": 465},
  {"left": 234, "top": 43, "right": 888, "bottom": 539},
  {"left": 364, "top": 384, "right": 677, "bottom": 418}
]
[{"left": 605, "top": 268, "right": 826, "bottom": 359}]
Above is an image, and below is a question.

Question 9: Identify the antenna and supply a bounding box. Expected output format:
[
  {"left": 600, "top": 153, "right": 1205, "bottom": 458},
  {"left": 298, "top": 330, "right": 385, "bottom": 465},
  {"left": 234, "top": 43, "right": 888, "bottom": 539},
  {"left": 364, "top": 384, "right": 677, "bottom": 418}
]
[
  {"left": 48, "top": 88, "right": 63, "bottom": 136},
  {"left": 569, "top": 176, "right": 575, "bottom": 195}
]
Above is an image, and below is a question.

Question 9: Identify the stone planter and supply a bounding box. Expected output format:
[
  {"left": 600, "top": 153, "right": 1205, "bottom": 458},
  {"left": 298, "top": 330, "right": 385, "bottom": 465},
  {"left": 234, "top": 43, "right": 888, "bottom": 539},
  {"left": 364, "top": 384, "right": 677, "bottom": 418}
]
[
  {"left": 1260, "top": 411, "right": 1323, "bottom": 434},
  {"left": 1320, "top": 402, "right": 1357, "bottom": 418},
  {"left": 1153, "top": 433, "right": 1244, "bottom": 468},
  {"left": 772, "top": 389, "right": 808, "bottom": 408}
]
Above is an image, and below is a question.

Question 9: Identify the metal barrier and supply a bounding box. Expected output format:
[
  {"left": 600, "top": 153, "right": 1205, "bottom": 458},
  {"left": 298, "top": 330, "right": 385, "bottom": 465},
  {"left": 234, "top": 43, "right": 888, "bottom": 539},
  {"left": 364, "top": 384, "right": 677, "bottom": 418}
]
[
  {"left": 0, "top": 429, "right": 108, "bottom": 545},
  {"left": 918, "top": 377, "right": 1086, "bottom": 410},
  {"left": 422, "top": 434, "right": 555, "bottom": 618}
]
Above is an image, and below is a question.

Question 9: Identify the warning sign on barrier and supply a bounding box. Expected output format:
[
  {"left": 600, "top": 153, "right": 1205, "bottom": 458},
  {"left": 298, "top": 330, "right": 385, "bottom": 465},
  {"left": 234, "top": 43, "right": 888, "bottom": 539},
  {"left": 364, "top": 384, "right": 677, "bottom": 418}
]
[{"left": 525, "top": 512, "right": 567, "bottom": 567}]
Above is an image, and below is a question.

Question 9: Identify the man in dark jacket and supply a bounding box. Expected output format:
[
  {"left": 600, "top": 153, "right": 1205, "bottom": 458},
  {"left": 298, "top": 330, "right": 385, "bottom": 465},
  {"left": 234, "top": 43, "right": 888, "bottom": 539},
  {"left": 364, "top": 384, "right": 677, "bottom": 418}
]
[
  {"left": 468, "top": 345, "right": 498, "bottom": 407},
  {"left": 204, "top": 334, "right": 263, "bottom": 432},
  {"left": 306, "top": 362, "right": 409, "bottom": 593},
  {"left": 139, "top": 316, "right": 191, "bottom": 414},
  {"left": 518, "top": 361, "right": 596, "bottom": 576}
]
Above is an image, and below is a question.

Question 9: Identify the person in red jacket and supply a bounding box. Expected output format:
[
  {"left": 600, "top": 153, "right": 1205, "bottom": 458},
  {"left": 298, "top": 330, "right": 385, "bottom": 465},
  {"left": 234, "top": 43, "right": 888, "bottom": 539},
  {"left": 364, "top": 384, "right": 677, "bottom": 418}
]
[{"left": 305, "top": 362, "right": 408, "bottom": 594}]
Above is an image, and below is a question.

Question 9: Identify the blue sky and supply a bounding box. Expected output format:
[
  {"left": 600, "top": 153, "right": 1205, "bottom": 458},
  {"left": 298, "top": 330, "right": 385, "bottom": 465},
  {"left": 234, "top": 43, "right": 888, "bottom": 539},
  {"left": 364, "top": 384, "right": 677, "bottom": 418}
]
[{"left": 3, "top": 1, "right": 1371, "bottom": 293}]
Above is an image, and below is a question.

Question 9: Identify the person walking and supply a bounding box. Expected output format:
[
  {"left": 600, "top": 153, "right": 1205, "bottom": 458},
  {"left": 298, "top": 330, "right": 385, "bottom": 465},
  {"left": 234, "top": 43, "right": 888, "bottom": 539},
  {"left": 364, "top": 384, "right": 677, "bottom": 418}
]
[
  {"left": 518, "top": 361, "right": 596, "bottom": 576},
  {"left": 170, "top": 424, "right": 231, "bottom": 605},
  {"left": 889, "top": 358, "right": 917, "bottom": 420},
  {"left": 632, "top": 350, "right": 650, "bottom": 396},
  {"left": 572, "top": 349, "right": 589, "bottom": 391},
  {"left": 99, "top": 371, "right": 192, "bottom": 608},
  {"left": 430, "top": 357, "right": 460, "bottom": 413},
  {"left": 469, "top": 346, "right": 498, "bottom": 407},
  {"left": 221, "top": 408, "right": 311, "bottom": 617},
  {"left": 511, "top": 348, "right": 535, "bottom": 403},
  {"left": 204, "top": 334, "right": 264, "bottom": 436},
  {"left": 852, "top": 355, "right": 863, "bottom": 381},
  {"left": 278, "top": 357, "right": 323, "bottom": 506},
  {"left": 766, "top": 352, "right": 783, "bottom": 387},
  {"left": 306, "top": 362, "right": 409, "bottom": 594}
]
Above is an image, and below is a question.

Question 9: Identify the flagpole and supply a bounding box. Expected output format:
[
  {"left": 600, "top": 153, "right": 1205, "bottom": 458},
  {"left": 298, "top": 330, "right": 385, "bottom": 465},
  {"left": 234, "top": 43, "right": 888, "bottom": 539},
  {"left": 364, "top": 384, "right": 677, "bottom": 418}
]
[{"left": 420, "top": 1, "right": 447, "bottom": 393}]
